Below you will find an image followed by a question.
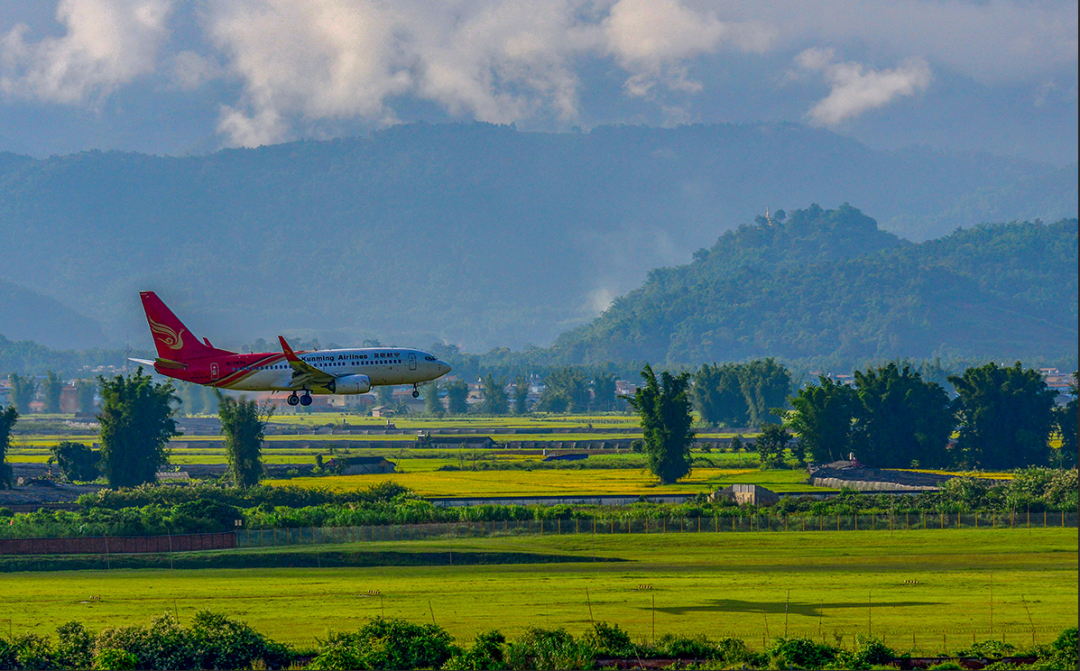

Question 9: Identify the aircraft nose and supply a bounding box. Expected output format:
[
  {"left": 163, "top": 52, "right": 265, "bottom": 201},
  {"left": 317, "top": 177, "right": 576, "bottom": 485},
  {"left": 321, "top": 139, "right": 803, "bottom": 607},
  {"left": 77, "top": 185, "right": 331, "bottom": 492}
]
[{"left": 438, "top": 360, "right": 452, "bottom": 375}]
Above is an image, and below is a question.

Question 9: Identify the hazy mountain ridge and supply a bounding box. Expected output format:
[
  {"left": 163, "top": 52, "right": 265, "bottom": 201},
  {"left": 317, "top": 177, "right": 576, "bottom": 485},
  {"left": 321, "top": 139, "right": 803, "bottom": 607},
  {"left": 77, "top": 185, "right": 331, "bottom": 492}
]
[
  {"left": 0, "top": 278, "right": 106, "bottom": 350},
  {"left": 0, "top": 122, "right": 1074, "bottom": 351},
  {"left": 547, "top": 207, "right": 1078, "bottom": 367}
]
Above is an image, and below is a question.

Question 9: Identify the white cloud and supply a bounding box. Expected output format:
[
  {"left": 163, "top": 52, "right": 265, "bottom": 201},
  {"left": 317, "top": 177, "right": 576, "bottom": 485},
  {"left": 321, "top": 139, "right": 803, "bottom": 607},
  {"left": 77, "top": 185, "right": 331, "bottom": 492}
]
[
  {"left": 602, "top": 0, "right": 773, "bottom": 97},
  {"left": 0, "top": 0, "right": 173, "bottom": 104},
  {"left": 797, "top": 47, "right": 931, "bottom": 125},
  {"left": 0, "top": 0, "right": 1074, "bottom": 149}
]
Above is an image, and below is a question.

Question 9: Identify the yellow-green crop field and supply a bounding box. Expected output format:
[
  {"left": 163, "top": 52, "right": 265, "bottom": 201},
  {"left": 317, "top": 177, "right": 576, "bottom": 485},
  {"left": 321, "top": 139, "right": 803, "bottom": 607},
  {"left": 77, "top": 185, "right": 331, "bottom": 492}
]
[
  {"left": 1, "top": 528, "right": 1074, "bottom": 652},
  {"left": 263, "top": 468, "right": 833, "bottom": 497}
]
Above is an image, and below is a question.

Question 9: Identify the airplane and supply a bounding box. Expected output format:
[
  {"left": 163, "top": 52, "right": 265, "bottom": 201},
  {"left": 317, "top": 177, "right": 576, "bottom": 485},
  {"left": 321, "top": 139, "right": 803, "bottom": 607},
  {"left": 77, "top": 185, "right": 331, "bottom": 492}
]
[{"left": 130, "top": 291, "right": 452, "bottom": 407}]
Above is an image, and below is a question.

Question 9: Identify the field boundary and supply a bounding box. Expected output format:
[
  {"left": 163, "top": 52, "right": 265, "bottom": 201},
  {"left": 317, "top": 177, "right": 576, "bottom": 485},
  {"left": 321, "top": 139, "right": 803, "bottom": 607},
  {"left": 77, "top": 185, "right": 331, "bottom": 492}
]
[
  {"left": 1, "top": 511, "right": 1074, "bottom": 555},
  {"left": 237, "top": 511, "right": 1078, "bottom": 548}
]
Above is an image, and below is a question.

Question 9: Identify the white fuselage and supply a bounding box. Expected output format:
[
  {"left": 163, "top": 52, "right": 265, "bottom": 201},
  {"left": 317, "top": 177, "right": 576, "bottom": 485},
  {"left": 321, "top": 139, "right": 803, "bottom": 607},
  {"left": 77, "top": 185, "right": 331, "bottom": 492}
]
[{"left": 225, "top": 347, "right": 450, "bottom": 393}]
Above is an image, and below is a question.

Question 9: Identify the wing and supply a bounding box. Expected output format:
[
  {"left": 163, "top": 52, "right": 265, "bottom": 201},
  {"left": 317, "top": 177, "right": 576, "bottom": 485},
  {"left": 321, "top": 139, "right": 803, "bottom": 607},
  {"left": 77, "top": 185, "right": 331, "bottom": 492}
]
[{"left": 279, "top": 336, "right": 336, "bottom": 390}]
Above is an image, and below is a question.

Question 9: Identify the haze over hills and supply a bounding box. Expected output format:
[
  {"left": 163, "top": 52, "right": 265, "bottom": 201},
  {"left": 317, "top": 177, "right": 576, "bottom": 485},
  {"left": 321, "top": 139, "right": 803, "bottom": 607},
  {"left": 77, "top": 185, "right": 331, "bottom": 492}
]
[
  {"left": 0, "top": 278, "right": 106, "bottom": 350},
  {"left": 546, "top": 205, "right": 1078, "bottom": 368},
  {"left": 0, "top": 122, "right": 1076, "bottom": 353}
]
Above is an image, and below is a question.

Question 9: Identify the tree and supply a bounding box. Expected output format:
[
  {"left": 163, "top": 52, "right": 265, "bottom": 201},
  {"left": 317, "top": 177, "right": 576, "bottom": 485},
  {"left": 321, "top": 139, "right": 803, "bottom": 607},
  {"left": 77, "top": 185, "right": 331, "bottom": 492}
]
[
  {"left": 75, "top": 379, "right": 96, "bottom": 413},
  {"left": 852, "top": 363, "right": 953, "bottom": 468},
  {"left": 626, "top": 364, "right": 695, "bottom": 484},
  {"left": 739, "top": 358, "right": 792, "bottom": 426},
  {"left": 592, "top": 372, "right": 617, "bottom": 411},
  {"left": 42, "top": 371, "right": 63, "bottom": 413},
  {"left": 8, "top": 373, "right": 35, "bottom": 414},
  {"left": 445, "top": 380, "right": 469, "bottom": 415},
  {"left": 949, "top": 362, "right": 1058, "bottom": 469},
  {"left": 1054, "top": 373, "right": 1078, "bottom": 467},
  {"left": 48, "top": 441, "right": 100, "bottom": 482},
  {"left": 692, "top": 363, "right": 749, "bottom": 427},
  {"left": 512, "top": 377, "right": 529, "bottom": 415},
  {"left": 422, "top": 382, "right": 443, "bottom": 416},
  {"left": 786, "top": 377, "right": 859, "bottom": 463},
  {"left": 481, "top": 374, "right": 509, "bottom": 415},
  {"left": 376, "top": 385, "right": 394, "bottom": 407},
  {"left": 0, "top": 405, "right": 16, "bottom": 489},
  {"left": 97, "top": 368, "right": 180, "bottom": 488},
  {"left": 536, "top": 368, "right": 591, "bottom": 413},
  {"left": 755, "top": 423, "right": 790, "bottom": 470},
  {"left": 218, "top": 394, "right": 272, "bottom": 487}
]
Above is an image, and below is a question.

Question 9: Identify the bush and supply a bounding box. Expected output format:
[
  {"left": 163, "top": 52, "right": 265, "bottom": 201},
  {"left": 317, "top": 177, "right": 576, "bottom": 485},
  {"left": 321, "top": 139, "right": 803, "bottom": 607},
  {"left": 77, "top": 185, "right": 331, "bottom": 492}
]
[
  {"left": 309, "top": 617, "right": 455, "bottom": 670},
  {"left": 767, "top": 637, "right": 838, "bottom": 670},
  {"left": 94, "top": 613, "right": 194, "bottom": 670},
  {"left": 653, "top": 633, "right": 718, "bottom": 659},
  {"left": 187, "top": 611, "right": 291, "bottom": 670},
  {"left": 92, "top": 648, "right": 138, "bottom": 670},
  {"left": 442, "top": 630, "right": 506, "bottom": 670},
  {"left": 48, "top": 442, "right": 101, "bottom": 483},
  {"left": 581, "top": 622, "right": 635, "bottom": 657},
  {"left": 505, "top": 627, "right": 594, "bottom": 670},
  {"left": 955, "top": 639, "right": 1016, "bottom": 658},
  {"left": 56, "top": 622, "right": 94, "bottom": 669}
]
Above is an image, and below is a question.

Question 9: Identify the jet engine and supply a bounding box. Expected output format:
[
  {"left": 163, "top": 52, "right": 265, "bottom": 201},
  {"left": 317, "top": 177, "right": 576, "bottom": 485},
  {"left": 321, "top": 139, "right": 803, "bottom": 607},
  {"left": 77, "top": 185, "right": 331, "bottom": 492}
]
[{"left": 327, "top": 374, "right": 371, "bottom": 394}]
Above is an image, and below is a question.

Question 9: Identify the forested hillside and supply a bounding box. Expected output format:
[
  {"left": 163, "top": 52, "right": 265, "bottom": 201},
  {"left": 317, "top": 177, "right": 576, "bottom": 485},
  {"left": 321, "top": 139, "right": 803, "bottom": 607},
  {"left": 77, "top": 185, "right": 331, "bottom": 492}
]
[
  {"left": 547, "top": 206, "right": 1078, "bottom": 367},
  {"left": 0, "top": 122, "right": 1074, "bottom": 351}
]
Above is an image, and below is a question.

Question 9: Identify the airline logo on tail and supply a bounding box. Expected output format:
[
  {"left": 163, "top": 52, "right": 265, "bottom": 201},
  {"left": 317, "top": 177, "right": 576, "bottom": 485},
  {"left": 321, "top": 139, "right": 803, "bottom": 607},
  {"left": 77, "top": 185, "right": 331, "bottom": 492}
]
[{"left": 147, "top": 317, "right": 185, "bottom": 350}]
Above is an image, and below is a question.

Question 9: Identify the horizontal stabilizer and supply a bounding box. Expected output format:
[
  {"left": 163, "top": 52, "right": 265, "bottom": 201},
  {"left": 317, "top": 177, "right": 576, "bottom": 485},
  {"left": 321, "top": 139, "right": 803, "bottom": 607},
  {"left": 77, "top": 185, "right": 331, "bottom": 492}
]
[{"left": 128, "top": 357, "right": 188, "bottom": 370}]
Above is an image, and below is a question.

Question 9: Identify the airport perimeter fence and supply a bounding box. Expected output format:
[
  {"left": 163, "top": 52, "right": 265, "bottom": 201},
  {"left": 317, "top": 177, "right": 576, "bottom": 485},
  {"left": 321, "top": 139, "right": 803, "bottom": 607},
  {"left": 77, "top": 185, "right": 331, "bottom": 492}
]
[{"left": 235, "top": 510, "right": 1079, "bottom": 548}]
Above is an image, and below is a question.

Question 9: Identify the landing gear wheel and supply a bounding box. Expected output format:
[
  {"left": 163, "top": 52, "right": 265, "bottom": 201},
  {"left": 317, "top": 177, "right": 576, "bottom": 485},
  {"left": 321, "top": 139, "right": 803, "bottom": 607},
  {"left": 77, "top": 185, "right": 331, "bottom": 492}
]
[
  {"left": 412, "top": 385, "right": 420, "bottom": 398},
  {"left": 300, "top": 393, "right": 313, "bottom": 406},
  {"left": 287, "top": 393, "right": 300, "bottom": 406}
]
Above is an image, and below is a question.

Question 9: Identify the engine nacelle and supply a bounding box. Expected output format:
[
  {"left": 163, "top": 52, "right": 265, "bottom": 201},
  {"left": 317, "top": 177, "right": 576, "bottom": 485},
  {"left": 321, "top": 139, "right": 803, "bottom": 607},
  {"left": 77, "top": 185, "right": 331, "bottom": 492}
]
[{"left": 329, "top": 374, "right": 371, "bottom": 394}]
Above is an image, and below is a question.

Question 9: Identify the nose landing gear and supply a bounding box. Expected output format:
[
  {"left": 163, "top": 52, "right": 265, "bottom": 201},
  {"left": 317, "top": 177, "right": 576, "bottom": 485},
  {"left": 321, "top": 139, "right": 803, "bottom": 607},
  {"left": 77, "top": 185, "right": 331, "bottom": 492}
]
[{"left": 412, "top": 384, "right": 420, "bottom": 398}]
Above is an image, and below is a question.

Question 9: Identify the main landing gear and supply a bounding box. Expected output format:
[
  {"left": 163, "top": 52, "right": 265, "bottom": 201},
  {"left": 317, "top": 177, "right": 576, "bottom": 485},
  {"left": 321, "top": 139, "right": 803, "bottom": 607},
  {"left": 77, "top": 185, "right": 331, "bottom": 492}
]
[
  {"left": 287, "top": 392, "right": 313, "bottom": 406},
  {"left": 412, "top": 384, "right": 420, "bottom": 398}
]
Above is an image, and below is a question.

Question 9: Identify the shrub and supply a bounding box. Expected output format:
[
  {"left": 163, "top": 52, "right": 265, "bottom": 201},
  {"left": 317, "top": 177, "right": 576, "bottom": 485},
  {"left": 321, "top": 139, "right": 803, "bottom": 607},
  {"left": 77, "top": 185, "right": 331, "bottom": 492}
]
[
  {"left": 188, "top": 611, "right": 292, "bottom": 669},
  {"left": 505, "top": 627, "right": 594, "bottom": 670},
  {"left": 56, "top": 621, "right": 95, "bottom": 669},
  {"left": 653, "top": 633, "right": 718, "bottom": 658},
  {"left": 767, "top": 637, "right": 838, "bottom": 670},
  {"left": 955, "top": 639, "right": 1016, "bottom": 658},
  {"left": 92, "top": 648, "right": 138, "bottom": 670},
  {"left": 309, "top": 617, "right": 455, "bottom": 670},
  {"left": 94, "top": 612, "right": 194, "bottom": 670},
  {"left": 581, "top": 622, "right": 635, "bottom": 657},
  {"left": 442, "top": 630, "right": 506, "bottom": 670}
]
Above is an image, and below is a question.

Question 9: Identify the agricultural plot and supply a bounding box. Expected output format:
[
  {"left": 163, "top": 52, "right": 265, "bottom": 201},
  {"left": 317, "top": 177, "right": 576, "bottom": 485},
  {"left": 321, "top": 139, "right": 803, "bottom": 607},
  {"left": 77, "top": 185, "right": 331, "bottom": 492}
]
[
  {"left": 1, "top": 528, "right": 1074, "bottom": 653},
  {"left": 262, "top": 467, "right": 825, "bottom": 496}
]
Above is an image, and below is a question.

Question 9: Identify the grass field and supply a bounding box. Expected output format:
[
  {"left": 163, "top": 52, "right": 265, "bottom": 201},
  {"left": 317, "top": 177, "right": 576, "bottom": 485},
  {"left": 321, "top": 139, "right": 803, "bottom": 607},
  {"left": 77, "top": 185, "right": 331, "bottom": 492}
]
[
  {"left": 0, "top": 528, "right": 1074, "bottom": 652},
  {"left": 262, "top": 467, "right": 825, "bottom": 496}
]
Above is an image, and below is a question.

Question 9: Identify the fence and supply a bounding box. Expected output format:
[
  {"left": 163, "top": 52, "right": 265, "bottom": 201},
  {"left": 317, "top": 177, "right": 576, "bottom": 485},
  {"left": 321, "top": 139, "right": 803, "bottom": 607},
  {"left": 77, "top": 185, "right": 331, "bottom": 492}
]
[
  {"left": 236, "top": 510, "right": 1078, "bottom": 548},
  {"left": 0, "top": 532, "right": 235, "bottom": 556}
]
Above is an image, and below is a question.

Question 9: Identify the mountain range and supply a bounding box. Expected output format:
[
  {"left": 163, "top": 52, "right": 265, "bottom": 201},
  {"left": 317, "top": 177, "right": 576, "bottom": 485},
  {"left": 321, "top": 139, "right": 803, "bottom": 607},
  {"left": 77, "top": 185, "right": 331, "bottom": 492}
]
[{"left": 0, "top": 122, "right": 1075, "bottom": 354}]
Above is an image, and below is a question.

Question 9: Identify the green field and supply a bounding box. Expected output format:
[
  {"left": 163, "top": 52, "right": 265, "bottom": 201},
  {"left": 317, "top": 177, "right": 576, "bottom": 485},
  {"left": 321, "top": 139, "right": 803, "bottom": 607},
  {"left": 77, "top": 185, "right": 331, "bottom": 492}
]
[{"left": 1, "top": 528, "right": 1073, "bottom": 653}]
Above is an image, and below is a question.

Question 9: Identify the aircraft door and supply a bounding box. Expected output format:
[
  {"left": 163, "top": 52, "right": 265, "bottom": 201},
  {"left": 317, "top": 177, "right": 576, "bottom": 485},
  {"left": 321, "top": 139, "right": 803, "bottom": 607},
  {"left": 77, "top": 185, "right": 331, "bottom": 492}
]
[
  {"left": 211, "top": 362, "right": 220, "bottom": 380},
  {"left": 409, "top": 353, "right": 417, "bottom": 371}
]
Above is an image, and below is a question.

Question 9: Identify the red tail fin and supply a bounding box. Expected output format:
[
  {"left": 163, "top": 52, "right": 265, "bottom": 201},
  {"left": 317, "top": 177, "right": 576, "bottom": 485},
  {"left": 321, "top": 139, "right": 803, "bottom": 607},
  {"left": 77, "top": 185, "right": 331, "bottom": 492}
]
[{"left": 139, "top": 291, "right": 232, "bottom": 361}]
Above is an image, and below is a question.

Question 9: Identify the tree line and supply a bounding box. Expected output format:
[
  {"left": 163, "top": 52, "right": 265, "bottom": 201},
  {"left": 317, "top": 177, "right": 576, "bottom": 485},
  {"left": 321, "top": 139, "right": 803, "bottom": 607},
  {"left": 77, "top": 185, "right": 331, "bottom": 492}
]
[
  {"left": 1, "top": 368, "right": 269, "bottom": 491},
  {"left": 788, "top": 362, "right": 1077, "bottom": 470},
  {"left": 624, "top": 360, "right": 1076, "bottom": 484}
]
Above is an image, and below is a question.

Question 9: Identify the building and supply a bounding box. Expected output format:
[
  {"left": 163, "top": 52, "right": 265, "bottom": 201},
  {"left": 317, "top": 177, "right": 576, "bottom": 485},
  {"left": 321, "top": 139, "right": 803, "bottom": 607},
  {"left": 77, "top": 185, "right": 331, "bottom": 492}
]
[
  {"left": 328, "top": 456, "right": 397, "bottom": 475},
  {"left": 710, "top": 484, "right": 780, "bottom": 507}
]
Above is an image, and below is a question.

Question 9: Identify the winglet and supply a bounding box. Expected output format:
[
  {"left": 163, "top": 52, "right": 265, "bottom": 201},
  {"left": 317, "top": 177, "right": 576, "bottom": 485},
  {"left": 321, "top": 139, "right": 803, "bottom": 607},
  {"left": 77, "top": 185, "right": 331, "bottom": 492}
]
[{"left": 278, "top": 336, "right": 300, "bottom": 362}]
